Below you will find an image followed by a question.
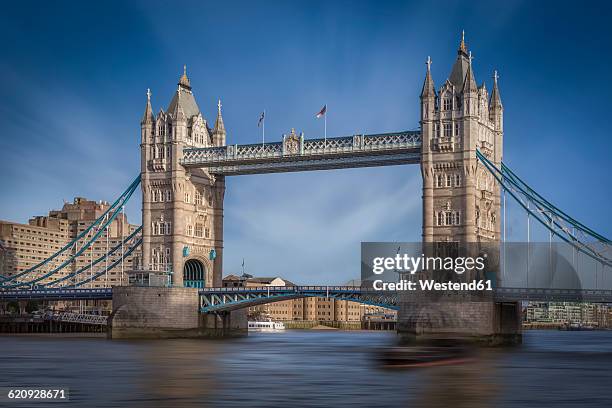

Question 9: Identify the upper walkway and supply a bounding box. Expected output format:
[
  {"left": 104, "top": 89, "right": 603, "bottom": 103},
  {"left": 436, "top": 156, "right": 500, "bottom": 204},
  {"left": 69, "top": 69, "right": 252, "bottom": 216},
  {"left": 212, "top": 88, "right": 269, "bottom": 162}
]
[{"left": 180, "top": 131, "right": 421, "bottom": 175}]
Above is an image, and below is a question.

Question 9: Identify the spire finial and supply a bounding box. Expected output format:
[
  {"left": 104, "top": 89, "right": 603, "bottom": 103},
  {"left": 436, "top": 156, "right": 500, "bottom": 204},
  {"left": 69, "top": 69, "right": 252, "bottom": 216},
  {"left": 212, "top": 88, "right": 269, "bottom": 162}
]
[
  {"left": 146, "top": 88, "right": 151, "bottom": 101},
  {"left": 426, "top": 56, "right": 432, "bottom": 71},
  {"left": 178, "top": 64, "right": 191, "bottom": 89},
  {"left": 493, "top": 70, "right": 499, "bottom": 83},
  {"left": 459, "top": 30, "right": 467, "bottom": 54},
  {"left": 217, "top": 98, "right": 222, "bottom": 113},
  {"left": 468, "top": 51, "right": 473, "bottom": 63}
]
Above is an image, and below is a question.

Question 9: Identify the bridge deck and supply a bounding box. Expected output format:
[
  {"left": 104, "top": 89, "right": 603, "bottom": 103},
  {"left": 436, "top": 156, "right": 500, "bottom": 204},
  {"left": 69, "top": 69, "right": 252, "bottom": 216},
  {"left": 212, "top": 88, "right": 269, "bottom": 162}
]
[
  {"left": 3, "top": 287, "right": 612, "bottom": 308},
  {"left": 180, "top": 131, "right": 422, "bottom": 175}
]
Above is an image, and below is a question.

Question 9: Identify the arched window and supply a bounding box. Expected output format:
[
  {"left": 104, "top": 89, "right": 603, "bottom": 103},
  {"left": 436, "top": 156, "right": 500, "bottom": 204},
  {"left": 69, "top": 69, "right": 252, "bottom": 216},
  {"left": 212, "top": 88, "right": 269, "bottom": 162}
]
[
  {"left": 165, "top": 190, "right": 172, "bottom": 201},
  {"left": 446, "top": 175, "right": 452, "bottom": 187},
  {"left": 437, "top": 174, "right": 443, "bottom": 188}
]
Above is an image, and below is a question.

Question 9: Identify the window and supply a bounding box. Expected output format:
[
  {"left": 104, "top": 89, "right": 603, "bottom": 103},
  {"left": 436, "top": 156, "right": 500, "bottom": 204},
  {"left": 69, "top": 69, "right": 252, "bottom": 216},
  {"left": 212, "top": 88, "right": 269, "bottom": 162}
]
[
  {"left": 195, "top": 224, "right": 203, "bottom": 238},
  {"left": 454, "top": 174, "right": 461, "bottom": 187},
  {"left": 205, "top": 227, "right": 210, "bottom": 238},
  {"left": 444, "top": 123, "right": 452, "bottom": 137},
  {"left": 165, "top": 190, "right": 172, "bottom": 201},
  {"left": 157, "top": 190, "right": 163, "bottom": 202},
  {"left": 445, "top": 212, "right": 453, "bottom": 226},
  {"left": 185, "top": 192, "right": 191, "bottom": 204},
  {"left": 195, "top": 191, "right": 202, "bottom": 205},
  {"left": 159, "top": 223, "right": 165, "bottom": 235},
  {"left": 446, "top": 175, "right": 452, "bottom": 187},
  {"left": 151, "top": 190, "right": 157, "bottom": 202},
  {"left": 437, "top": 174, "right": 443, "bottom": 188},
  {"left": 165, "top": 222, "right": 172, "bottom": 235},
  {"left": 186, "top": 225, "right": 193, "bottom": 236},
  {"left": 443, "top": 98, "right": 452, "bottom": 111},
  {"left": 454, "top": 122, "right": 459, "bottom": 136},
  {"left": 437, "top": 212, "right": 444, "bottom": 226}
]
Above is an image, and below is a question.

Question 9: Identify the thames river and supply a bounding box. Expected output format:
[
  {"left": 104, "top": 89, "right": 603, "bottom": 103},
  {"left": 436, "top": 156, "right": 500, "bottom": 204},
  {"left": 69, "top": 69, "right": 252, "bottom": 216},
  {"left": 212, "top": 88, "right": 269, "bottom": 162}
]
[{"left": 2, "top": 330, "right": 612, "bottom": 407}]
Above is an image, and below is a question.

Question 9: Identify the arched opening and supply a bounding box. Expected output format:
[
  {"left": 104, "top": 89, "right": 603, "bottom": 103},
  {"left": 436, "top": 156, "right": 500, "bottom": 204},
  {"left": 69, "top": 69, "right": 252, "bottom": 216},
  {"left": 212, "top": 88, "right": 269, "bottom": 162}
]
[{"left": 183, "top": 259, "right": 205, "bottom": 288}]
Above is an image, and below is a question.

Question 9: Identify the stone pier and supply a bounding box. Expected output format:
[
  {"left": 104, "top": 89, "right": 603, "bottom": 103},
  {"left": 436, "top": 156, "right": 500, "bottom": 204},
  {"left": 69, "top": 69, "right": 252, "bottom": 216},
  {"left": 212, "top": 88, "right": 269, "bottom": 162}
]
[
  {"left": 108, "top": 286, "right": 246, "bottom": 339},
  {"left": 398, "top": 300, "right": 522, "bottom": 346}
]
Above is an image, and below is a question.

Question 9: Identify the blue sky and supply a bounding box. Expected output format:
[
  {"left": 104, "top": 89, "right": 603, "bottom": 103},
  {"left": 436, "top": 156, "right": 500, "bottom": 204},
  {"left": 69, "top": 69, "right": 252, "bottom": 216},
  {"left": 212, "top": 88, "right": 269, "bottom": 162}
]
[{"left": 0, "top": 1, "right": 610, "bottom": 284}]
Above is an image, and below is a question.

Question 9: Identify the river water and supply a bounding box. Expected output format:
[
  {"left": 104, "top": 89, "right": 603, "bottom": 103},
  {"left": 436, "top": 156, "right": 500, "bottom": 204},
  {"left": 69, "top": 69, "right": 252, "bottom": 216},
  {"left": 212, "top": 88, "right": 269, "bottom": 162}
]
[{"left": 2, "top": 330, "right": 612, "bottom": 407}]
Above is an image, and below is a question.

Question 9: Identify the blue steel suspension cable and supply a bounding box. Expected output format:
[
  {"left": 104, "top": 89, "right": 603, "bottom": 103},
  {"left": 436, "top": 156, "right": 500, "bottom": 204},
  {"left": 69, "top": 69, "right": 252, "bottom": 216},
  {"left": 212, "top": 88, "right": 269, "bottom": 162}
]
[
  {"left": 476, "top": 150, "right": 612, "bottom": 267},
  {"left": 500, "top": 162, "right": 609, "bottom": 242},
  {"left": 478, "top": 151, "right": 608, "bottom": 245},
  {"left": 2, "top": 178, "right": 141, "bottom": 289},
  {"left": 64, "top": 238, "right": 142, "bottom": 288},
  {"left": 43, "top": 226, "right": 142, "bottom": 288},
  {"left": 0, "top": 175, "right": 141, "bottom": 283}
]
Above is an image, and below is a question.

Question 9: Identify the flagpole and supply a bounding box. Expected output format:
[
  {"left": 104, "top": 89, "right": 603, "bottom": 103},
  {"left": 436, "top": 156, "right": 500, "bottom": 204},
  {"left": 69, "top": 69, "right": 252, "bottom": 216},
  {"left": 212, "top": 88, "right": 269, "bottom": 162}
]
[
  {"left": 262, "top": 109, "right": 265, "bottom": 146},
  {"left": 324, "top": 104, "right": 327, "bottom": 144}
]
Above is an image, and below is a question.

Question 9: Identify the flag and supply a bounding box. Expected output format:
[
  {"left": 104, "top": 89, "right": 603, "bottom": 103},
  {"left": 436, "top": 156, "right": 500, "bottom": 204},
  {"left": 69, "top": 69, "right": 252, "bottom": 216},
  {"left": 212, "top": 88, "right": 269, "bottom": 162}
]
[
  {"left": 258, "top": 111, "right": 265, "bottom": 127},
  {"left": 242, "top": 258, "right": 245, "bottom": 268},
  {"left": 315, "top": 105, "right": 327, "bottom": 118}
]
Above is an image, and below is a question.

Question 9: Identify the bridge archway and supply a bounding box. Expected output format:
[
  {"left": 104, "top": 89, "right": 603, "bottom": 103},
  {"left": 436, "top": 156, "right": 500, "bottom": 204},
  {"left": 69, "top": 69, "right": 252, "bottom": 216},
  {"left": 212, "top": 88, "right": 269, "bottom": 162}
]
[{"left": 183, "top": 259, "right": 206, "bottom": 288}]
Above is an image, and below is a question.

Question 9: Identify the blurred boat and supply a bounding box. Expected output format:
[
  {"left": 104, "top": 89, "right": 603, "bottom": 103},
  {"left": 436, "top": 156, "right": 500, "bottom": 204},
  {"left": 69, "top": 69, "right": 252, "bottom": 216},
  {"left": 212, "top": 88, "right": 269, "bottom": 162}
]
[{"left": 377, "top": 344, "right": 474, "bottom": 368}]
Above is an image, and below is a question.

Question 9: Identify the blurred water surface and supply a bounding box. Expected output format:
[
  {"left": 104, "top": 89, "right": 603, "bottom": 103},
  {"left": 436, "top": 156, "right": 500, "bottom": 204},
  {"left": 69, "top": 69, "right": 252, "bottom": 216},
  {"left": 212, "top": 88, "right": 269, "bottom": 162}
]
[{"left": 2, "top": 330, "right": 612, "bottom": 407}]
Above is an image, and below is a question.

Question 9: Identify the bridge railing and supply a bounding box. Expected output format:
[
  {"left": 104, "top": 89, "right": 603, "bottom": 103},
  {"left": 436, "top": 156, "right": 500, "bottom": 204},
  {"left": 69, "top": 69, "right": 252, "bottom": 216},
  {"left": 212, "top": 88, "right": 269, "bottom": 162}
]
[{"left": 181, "top": 131, "right": 421, "bottom": 166}]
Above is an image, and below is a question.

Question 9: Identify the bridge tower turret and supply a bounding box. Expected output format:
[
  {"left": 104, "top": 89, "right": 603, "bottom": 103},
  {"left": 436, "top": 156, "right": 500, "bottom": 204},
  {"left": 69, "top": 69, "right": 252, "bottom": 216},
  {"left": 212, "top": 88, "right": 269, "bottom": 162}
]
[{"left": 140, "top": 67, "right": 226, "bottom": 288}]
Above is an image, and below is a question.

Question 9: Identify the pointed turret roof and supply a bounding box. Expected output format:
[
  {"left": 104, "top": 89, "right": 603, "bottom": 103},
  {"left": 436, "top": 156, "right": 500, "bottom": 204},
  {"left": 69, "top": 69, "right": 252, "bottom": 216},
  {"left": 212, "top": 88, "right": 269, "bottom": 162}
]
[
  {"left": 214, "top": 99, "right": 226, "bottom": 134},
  {"left": 448, "top": 30, "right": 471, "bottom": 89},
  {"left": 167, "top": 65, "right": 200, "bottom": 119},
  {"left": 420, "top": 56, "right": 435, "bottom": 98},
  {"left": 141, "top": 88, "right": 154, "bottom": 124},
  {"left": 178, "top": 64, "right": 191, "bottom": 89},
  {"left": 490, "top": 70, "right": 503, "bottom": 109},
  {"left": 462, "top": 52, "right": 478, "bottom": 93}
]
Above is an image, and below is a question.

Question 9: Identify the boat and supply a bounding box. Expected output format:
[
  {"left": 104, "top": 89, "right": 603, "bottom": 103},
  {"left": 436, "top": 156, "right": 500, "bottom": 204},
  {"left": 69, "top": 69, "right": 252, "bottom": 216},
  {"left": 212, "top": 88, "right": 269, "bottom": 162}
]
[
  {"left": 377, "top": 341, "right": 475, "bottom": 369},
  {"left": 248, "top": 320, "right": 286, "bottom": 332}
]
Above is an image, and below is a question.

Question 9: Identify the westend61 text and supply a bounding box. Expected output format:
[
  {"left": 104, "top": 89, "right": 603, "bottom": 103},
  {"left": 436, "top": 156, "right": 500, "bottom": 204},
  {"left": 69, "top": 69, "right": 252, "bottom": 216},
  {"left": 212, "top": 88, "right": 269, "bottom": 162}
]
[{"left": 372, "top": 279, "right": 493, "bottom": 292}]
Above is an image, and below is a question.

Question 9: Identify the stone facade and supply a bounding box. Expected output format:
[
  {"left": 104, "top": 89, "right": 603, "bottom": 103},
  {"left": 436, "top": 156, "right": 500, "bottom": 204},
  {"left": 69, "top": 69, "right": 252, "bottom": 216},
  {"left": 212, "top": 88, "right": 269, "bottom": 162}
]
[{"left": 140, "top": 67, "right": 226, "bottom": 287}]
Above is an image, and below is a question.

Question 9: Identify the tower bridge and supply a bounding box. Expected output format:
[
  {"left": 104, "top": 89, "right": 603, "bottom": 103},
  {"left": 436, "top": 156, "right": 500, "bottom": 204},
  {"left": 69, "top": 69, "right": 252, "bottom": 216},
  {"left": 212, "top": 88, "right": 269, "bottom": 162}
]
[{"left": 1, "top": 34, "right": 610, "bottom": 342}]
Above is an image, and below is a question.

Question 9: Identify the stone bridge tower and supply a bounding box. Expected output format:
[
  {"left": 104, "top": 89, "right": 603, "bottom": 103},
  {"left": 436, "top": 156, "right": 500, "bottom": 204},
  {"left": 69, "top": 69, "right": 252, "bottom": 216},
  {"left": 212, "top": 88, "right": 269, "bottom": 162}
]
[
  {"left": 407, "top": 34, "right": 519, "bottom": 344},
  {"left": 140, "top": 67, "right": 226, "bottom": 287},
  {"left": 420, "top": 32, "right": 503, "bottom": 247}
]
